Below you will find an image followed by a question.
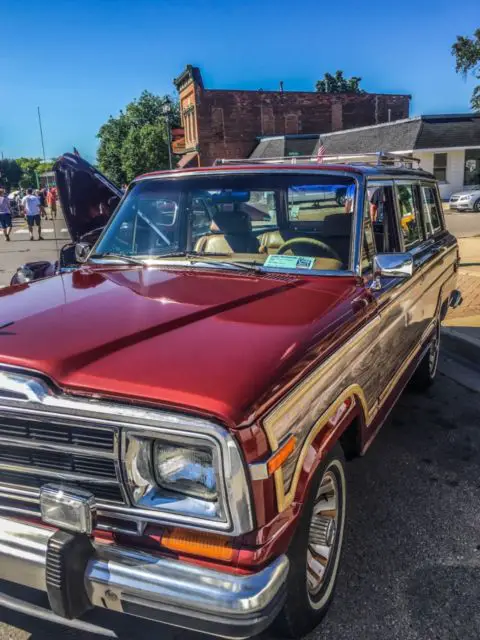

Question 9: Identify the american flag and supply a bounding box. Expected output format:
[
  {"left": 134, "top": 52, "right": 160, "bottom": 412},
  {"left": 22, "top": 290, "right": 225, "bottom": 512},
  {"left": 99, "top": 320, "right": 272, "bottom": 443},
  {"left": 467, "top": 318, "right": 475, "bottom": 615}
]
[{"left": 316, "top": 143, "right": 326, "bottom": 163}]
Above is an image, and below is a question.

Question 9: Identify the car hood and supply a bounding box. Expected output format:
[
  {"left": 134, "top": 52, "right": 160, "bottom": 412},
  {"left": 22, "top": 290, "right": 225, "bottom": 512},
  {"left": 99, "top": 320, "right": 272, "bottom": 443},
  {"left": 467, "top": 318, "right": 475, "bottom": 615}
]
[
  {"left": 54, "top": 153, "right": 123, "bottom": 241},
  {"left": 0, "top": 268, "right": 360, "bottom": 426}
]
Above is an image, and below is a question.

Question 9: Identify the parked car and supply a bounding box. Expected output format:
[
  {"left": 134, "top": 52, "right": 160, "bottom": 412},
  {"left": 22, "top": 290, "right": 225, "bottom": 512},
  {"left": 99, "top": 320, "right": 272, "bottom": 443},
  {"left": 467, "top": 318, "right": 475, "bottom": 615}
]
[
  {"left": 0, "top": 155, "right": 461, "bottom": 639},
  {"left": 449, "top": 185, "right": 480, "bottom": 212}
]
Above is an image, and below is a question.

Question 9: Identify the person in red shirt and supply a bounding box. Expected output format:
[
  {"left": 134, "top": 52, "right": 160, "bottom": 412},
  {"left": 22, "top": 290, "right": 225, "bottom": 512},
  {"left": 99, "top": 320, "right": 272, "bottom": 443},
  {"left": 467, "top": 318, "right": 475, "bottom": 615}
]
[{"left": 47, "top": 187, "right": 57, "bottom": 220}]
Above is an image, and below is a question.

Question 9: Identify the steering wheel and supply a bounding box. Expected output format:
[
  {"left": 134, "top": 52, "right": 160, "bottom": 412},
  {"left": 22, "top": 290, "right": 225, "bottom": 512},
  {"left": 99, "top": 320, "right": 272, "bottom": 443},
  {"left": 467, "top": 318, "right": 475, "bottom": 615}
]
[{"left": 277, "top": 237, "right": 342, "bottom": 262}]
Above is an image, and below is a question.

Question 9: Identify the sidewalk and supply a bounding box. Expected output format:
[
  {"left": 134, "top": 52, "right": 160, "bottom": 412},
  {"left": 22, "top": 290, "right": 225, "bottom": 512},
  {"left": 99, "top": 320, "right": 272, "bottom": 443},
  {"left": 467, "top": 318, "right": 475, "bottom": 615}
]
[{"left": 443, "top": 266, "right": 480, "bottom": 367}]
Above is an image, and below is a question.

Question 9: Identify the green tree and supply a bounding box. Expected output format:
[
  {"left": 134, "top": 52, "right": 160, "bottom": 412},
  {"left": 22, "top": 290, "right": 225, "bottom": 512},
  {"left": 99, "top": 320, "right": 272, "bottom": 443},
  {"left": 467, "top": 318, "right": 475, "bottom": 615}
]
[
  {"left": 97, "top": 90, "right": 180, "bottom": 184},
  {"left": 316, "top": 70, "right": 364, "bottom": 93},
  {"left": 0, "top": 159, "right": 23, "bottom": 189},
  {"left": 452, "top": 28, "right": 480, "bottom": 110},
  {"left": 16, "top": 157, "right": 54, "bottom": 189}
]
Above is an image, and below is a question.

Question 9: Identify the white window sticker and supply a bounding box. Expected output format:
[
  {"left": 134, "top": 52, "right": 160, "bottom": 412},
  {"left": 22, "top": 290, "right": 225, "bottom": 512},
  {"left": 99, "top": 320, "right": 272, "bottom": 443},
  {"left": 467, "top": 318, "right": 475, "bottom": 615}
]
[{"left": 264, "top": 255, "right": 315, "bottom": 270}]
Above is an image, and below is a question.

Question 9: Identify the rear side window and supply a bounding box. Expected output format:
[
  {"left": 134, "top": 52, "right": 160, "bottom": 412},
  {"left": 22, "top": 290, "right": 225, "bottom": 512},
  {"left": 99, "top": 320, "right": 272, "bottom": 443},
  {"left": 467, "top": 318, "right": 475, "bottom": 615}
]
[
  {"left": 421, "top": 185, "right": 443, "bottom": 236},
  {"left": 395, "top": 183, "right": 422, "bottom": 249}
]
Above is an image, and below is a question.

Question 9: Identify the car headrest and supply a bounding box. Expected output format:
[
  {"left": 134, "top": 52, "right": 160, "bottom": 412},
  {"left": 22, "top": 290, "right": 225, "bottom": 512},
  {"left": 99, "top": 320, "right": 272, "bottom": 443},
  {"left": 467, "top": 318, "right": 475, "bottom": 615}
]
[
  {"left": 213, "top": 208, "right": 253, "bottom": 235},
  {"left": 322, "top": 214, "right": 352, "bottom": 237}
]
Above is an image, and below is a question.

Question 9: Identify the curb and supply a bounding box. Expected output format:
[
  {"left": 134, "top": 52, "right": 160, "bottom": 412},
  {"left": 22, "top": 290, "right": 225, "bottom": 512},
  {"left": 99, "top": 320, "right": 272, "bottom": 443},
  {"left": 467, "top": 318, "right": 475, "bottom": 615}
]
[{"left": 441, "top": 326, "right": 480, "bottom": 367}]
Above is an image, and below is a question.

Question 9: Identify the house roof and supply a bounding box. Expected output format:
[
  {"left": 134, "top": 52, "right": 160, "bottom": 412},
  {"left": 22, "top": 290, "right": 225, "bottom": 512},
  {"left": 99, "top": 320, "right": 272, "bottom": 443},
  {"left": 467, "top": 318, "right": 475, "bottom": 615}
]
[
  {"left": 315, "top": 114, "right": 480, "bottom": 155},
  {"left": 415, "top": 114, "right": 480, "bottom": 149},
  {"left": 317, "top": 118, "right": 422, "bottom": 154},
  {"left": 251, "top": 134, "right": 320, "bottom": 159},
  {"left": 251, "top": 114, "right": 480, "bottom": 159}
]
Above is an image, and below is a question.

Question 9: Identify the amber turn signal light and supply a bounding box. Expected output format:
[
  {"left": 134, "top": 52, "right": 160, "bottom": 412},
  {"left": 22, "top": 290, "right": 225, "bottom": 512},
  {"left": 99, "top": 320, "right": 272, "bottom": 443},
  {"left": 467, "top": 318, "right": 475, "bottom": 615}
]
[
  {"left": 161, "top": 528, "right": 233, "bottom": 562},
  {"left": 267, "top": 435, "right": 296, "bottom": 476}
]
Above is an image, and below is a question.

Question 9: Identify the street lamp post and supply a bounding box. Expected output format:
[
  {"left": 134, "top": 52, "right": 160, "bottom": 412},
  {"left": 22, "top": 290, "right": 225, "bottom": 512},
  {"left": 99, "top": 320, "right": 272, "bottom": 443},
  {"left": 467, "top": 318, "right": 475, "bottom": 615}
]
[{"left": 162, "top": 99, "right": 173, "bottom": 170}]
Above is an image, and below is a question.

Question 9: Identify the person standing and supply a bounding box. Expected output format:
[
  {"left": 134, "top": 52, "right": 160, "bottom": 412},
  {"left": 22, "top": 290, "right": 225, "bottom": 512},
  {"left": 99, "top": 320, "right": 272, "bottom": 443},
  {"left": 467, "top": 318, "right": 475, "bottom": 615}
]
[
  {"left": 48, "top": 186, "right": 57, "bottom": 220},
  {"left": 37, "top": 189, "right": 47, "bottom": 219},
  {"left": 0, "top": 188, "right": 12, "bottom": 241},
  {"left": 21, "top": 188, "right": 43, "bottom": 240}
]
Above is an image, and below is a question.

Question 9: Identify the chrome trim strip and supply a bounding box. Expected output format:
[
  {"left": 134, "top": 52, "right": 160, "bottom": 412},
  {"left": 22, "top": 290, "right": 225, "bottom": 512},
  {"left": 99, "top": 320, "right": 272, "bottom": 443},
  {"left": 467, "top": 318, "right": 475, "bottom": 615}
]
[
  {"left": 133, "top": 168, "right": 364, "bottom": 181},
  {"left": 0, "top": 516, "right": 288, "bottom": 638},
  {"left": 0, "top": 462, "right": 119, "bottom": 485},
  {"left": 0, "top": 435, "right": 114, "bottom": 459}
]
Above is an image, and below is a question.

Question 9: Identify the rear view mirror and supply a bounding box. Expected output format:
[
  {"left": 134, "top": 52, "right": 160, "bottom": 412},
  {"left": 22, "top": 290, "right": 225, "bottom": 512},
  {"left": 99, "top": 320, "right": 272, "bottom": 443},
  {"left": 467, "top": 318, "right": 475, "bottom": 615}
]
[
  {"left": 370, "top": 253, "right": 413, "bottom": 290},
  {"left": 75, "top": 242, "right": 91, "bottom": 263}
]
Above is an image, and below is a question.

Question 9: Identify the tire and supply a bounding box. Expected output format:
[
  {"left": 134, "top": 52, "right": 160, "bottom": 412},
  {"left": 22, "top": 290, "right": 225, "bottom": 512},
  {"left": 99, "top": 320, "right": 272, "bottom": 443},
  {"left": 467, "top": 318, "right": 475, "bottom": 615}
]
[
  {"left": 473, "top": 199, "right": 480, "bottom": 213},
  {"left": 410, "top": 323, "right": 440, "bottom": 391},
  {"left": 274, "top": 443, "right": 347, "bottom": 638}
]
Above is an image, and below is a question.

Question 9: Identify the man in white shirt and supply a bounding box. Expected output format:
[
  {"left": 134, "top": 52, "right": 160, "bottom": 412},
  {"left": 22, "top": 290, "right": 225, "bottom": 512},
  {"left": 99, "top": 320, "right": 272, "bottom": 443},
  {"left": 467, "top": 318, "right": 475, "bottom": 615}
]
[{"left": 21, "top": 188, "right": 43, "bottom": 240}]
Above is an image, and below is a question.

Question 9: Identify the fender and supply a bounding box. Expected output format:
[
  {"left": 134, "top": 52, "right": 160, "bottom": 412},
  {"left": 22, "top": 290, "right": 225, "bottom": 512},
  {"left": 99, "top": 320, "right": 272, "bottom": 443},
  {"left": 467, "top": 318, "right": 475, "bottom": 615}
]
[{"left": 273, "top": 385, "right": 369, "bottom": 512}]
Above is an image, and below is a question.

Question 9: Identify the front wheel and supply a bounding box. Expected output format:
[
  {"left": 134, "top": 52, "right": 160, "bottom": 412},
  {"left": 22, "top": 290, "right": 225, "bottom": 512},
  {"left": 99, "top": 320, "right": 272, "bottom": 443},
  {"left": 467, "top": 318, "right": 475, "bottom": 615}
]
[
  {"left": 274, "top": 444, "right": 347, "bottom": 638},
  {"left": 473, "top": 198, "right": 480, "bottom": 213}
]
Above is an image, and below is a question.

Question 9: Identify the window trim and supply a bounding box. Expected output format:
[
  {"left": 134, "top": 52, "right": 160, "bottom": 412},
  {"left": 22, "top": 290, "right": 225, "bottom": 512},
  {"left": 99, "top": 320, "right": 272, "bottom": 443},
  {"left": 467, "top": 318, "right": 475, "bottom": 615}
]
[
  {"left": 419, "top": 181, "right": 444, "bottom": 237},
  {"left": 364, "top": 179, "right": 401, "bottom": 256},
  {"left": 393, "top": 180, "right": 424, "bottom": 252}
]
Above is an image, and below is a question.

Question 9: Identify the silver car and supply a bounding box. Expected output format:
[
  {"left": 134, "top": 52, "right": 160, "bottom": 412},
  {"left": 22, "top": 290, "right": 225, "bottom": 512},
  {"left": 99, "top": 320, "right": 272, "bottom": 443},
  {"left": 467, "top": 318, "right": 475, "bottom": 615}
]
[{"left": 449, "top": 186, "right": 480, "bottom": 212}]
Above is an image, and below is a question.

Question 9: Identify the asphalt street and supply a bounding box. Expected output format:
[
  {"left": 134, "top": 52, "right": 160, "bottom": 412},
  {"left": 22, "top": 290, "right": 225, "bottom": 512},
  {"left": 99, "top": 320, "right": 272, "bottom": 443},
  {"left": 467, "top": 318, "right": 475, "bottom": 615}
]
[
  {"left": 0, "top": 358, "right": 479, "bottom": 640},
  {"left": 0, "top": 215, "right": 70, "bottom": 287}
]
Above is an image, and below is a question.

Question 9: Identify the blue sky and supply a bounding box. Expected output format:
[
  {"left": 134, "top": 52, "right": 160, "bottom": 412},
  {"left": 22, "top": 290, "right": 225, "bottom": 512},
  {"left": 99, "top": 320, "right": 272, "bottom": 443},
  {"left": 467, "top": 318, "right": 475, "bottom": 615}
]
[{"left": 1, "top": 0, "right": 478, "bottom": 164}]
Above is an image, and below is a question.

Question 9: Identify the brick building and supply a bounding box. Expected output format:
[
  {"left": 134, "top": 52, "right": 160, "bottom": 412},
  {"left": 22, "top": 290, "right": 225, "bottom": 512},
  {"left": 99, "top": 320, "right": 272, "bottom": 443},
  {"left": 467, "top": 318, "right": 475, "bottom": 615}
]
[{"left": 173, "top": 65, "right": 411, "bottom": 167}]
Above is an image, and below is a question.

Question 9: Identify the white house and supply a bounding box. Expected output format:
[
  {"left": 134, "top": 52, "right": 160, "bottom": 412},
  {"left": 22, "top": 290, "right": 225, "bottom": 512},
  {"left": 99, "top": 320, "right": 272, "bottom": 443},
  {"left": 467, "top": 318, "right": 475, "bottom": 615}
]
[{"left": 251, "top": 114, "right": 480, "bottom": 200}]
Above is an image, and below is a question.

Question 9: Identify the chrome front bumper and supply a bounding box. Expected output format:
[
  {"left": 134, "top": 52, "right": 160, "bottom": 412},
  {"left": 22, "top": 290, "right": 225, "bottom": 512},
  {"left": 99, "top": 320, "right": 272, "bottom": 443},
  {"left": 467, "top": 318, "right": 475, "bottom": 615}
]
[{"left": 0, "top": 517, "right": 288, "bottom": 639}]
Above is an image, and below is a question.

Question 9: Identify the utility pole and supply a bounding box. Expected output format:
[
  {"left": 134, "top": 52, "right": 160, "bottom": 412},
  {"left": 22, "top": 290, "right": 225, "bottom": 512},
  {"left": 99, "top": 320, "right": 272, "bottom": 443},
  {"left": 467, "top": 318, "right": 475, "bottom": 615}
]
[
  {"left": 37, "top": 106, "right": 46, "bottom": 161},
  {"left": 162, "top": 99, "right": 173, "bottom": 170}
]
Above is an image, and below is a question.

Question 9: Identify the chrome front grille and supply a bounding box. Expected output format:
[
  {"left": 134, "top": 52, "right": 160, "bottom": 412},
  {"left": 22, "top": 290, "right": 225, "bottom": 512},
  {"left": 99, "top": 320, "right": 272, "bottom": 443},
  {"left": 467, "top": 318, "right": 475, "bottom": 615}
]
[
  {"left": 0, "top": 411, "right": 124, "bottom": 506},
  {"left": 0, "top": 414, "right": 115, "bottom": 449}
]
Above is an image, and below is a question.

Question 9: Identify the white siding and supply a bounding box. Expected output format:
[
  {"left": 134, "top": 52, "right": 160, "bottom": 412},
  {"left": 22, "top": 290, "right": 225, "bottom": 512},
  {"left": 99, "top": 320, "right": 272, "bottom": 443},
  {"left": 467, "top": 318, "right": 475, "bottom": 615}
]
[{"left": 416, "top": 150, "right": 465, "bottom": 199}]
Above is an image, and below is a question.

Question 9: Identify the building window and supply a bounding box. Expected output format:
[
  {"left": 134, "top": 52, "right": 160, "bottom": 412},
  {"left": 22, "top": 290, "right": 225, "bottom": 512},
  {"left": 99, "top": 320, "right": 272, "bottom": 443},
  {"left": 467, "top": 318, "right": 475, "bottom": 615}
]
[
  {"left": 261, "top": 107, "right": 275, "bottom": 136},
  {"left": 464, "top": 149, "right": 480, "bottom": 187},
  {"left": 285, "top": 114, "right": 299, "bottom": 135},
  {"left": 191, "top": 109, "right": 197, "bottom": 143},
  {"left": 184, "top": 111, "right": 190, "bottom": 144},
  {"left": 212, "top": 107, "right": 225, "bottom": 141},
  {"left": 433, "top": 153, "right": 447, "bottom": 182}
]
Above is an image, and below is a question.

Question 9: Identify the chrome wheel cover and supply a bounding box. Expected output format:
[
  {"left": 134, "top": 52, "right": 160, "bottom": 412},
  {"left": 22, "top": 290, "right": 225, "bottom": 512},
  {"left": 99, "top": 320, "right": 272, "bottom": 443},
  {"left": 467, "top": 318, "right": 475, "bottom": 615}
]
[{"left": 306, "top": 469, "right": 339, "bottom": 596}]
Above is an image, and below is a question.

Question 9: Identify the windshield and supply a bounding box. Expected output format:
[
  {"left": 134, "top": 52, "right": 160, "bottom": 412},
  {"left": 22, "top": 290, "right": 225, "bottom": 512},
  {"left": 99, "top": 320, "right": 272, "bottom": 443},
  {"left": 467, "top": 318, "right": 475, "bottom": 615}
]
[{"left": 92, "top": 174, "right": 357, "bottom": 272}]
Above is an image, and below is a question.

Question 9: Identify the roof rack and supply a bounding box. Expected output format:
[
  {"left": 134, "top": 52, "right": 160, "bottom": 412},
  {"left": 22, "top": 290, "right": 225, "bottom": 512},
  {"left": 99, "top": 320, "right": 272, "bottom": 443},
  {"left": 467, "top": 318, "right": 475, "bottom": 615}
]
[{"left": 214, "top": 151, "right": 421, "bottom": 169}]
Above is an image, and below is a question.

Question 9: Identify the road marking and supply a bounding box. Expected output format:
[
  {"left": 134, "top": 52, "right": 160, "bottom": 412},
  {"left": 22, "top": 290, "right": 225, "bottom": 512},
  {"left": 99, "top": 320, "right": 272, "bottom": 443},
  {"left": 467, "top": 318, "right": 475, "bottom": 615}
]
[{"left": 13, "top": 228, "right": 68, "bottom": 234}]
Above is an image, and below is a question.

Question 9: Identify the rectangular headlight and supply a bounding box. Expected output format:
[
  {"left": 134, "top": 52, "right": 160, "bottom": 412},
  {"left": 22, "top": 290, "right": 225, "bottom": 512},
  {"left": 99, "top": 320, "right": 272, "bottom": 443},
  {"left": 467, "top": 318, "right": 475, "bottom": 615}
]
[
  {"left": 121, "top": 418, "right": 254, "bottom": 536},
  {"left": 154, "top": 442, "right": 217, "bottom": 501}
]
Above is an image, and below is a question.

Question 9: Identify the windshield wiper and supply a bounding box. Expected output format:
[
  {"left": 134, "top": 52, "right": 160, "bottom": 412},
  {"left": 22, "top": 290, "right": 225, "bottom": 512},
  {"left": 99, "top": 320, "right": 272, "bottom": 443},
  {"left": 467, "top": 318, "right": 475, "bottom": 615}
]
[
  {"left": 157, "top": 251, "right": 231, "bottom": 258},
  {"left": 192, "top": 260, "right": 263, "bottom": 273},
  {"left": 154, "top": 252, "right": 263, "bottom": 273},
  {"left": 89, "top": 253, "right": 146, "bottom": 265}
]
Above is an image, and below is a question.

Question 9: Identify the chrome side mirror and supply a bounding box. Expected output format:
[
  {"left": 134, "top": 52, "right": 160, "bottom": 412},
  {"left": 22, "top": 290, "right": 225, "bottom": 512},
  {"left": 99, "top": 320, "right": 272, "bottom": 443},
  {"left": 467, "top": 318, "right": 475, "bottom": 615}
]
[
  {"left": 13, "top": 266, "right": 35, "bottom": 284},
  {"left": 75, "top": 242, "right": 91, "bottom": 264},
  {"left": 370, "top": 253, "right": 413, "bottom": 291}
]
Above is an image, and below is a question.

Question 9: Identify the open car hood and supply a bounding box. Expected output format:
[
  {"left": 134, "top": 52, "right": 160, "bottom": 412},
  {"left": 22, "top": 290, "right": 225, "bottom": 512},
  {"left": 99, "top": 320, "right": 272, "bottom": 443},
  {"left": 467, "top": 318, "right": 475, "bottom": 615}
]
[{"left": 54, "top": 153, "right": 123, "bottom": 242}]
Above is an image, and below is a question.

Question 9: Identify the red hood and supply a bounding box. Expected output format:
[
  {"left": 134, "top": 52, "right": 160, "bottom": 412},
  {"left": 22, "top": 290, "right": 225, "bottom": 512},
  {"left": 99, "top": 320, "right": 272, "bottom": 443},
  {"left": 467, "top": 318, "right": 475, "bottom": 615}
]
[{"left": 0, "top": 267, "right": 362, "bottom": 426}]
